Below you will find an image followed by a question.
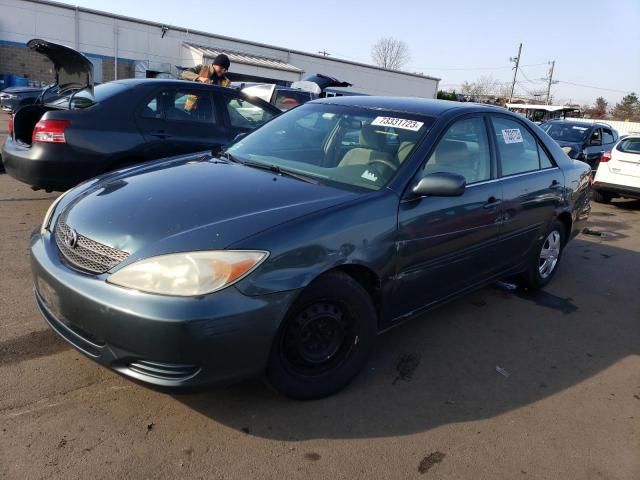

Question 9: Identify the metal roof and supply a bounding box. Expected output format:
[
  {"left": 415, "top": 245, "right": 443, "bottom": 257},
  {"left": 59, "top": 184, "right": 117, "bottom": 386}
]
[
  {"left": 185, "top": 43, "right": 303, "bottom": 74},
  {"left": 24, "top": 1, "right": 440, "bottom": 82}
]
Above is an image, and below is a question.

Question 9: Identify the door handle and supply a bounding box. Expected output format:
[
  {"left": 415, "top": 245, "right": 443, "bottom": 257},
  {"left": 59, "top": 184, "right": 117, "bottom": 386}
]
[
  {"left": 550, "top": 179, "right": 562, "bottom": 189},
  {"left": 150, "top": 132, "right": 172, "bottom": 139},
  {"left": 483, "top": 196, "right": 502, "bottom": 209}
]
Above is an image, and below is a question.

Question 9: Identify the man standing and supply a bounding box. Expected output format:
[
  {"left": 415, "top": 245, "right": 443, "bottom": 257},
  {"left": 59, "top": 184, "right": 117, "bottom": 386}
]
[{"left": 180, "top": 54, "right": 231, "bottom": 87}]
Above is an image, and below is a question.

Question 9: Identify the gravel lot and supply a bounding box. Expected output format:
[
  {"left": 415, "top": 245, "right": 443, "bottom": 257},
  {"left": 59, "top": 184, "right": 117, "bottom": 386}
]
[{"left": 1, "top": 112, "right": 639, "bottom": 479}]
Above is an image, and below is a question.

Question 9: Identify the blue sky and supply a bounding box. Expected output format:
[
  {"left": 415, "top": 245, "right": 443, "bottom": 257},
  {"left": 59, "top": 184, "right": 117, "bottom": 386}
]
[{"left": 69, "top": 0, "right": 638, "bottom": 106}]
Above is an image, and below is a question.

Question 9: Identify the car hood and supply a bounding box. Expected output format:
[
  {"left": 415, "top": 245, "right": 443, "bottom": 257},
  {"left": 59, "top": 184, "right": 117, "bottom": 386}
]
[
  {"left": 27, "top": 38, "right": 93, "bottom": 92},
  {"left": 61, "top": 157, "right": 359, "bottom": 261}
]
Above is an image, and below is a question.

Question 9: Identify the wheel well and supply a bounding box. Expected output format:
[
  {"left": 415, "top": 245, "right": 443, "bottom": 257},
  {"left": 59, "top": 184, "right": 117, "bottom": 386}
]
[
  {"left": 327, "top": 264, "right": 382, "bottom": 326},
  {"left": 557, "top": 212, "right": 572, "bottom": 244}
]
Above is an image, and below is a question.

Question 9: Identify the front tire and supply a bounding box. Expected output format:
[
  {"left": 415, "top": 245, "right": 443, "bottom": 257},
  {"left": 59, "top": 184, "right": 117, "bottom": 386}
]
[
  {"left": 266, "top": 272, "right": 376, "bottom": 400},
  {"left": 518, "top": 220, "right": 565, "bottom": 290}
]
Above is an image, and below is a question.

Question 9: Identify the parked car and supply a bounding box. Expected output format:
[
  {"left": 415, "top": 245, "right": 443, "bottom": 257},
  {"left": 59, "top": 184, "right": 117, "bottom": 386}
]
[
  {"left": 235, "top": 83, "right": 314, "bottom": 111},
  {"left": 0, "top": 83, "right": 84, "bottom": 113},
  {"left": 236, "top": 74, "right": 354, "bottom": 111},
  {"left": 31, "top": 97, "right": 591, "bottom": 399},
  {"left": 2, "top": 39, "right": 280, "bottom": 192},
  {"left": 540, "top": 120, "right": 619, "bottom": 172},
  {"left": 592, "top": 134, "right": 640, "bottom": 203}
]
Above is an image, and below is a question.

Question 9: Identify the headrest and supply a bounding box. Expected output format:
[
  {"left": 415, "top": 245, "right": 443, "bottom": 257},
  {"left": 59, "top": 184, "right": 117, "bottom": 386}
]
[{"left": 359, "top": 123, "right": 382, "bottom": 149}]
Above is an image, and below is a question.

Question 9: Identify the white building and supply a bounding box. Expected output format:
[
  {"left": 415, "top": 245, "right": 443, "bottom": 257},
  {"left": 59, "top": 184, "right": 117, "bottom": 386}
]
[{"left": 0, "top": 0, "right": 440, "bottom": 98}]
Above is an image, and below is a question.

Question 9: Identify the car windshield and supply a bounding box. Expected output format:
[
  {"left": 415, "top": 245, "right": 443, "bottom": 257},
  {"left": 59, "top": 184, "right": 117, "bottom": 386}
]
[
  {"left": 226, "top": 103, "right": 434, "bottom": 191},
  {"left": 541, "top": 123, "right": 590, "bottom": 143}
]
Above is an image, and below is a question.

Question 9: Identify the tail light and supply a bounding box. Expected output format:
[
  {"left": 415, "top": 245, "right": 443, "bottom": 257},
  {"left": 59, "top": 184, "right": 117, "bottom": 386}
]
[
  {"left": 600, "top": 150, "right": 612, "bottom": 163},
  {"left": 8, "top": 113, "right": 13, "bottom": 139},
  {"left": 32, "top": 119, "right": 70, "bottom": 144}
]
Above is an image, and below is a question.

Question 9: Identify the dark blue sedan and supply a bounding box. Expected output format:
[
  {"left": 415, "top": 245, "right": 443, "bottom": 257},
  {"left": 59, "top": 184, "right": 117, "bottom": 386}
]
[{"left": 30, "top": 97, "right": 592, "bottom": 399}]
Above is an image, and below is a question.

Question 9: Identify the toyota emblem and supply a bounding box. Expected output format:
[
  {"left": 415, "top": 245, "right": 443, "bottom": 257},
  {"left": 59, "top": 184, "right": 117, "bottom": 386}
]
[{"left": 65, "top": 228, "right": 79, "bottom": 249}]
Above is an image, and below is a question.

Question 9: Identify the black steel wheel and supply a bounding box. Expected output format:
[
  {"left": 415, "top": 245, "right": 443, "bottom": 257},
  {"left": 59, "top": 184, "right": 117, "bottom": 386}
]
[{"left": 267, "top": 271, "right": 376, "bottom": 400}]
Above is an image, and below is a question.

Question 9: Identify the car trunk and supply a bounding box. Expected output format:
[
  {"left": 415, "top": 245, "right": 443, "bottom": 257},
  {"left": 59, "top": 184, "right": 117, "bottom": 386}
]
[
  {"left": 11, "top": 39, "right": 93, "bottom": 145},
  {"left": 611, "top": 148, "right": 640, "bottom": 178},
  {"left": 12, "top": 104, "right": 65, "bottom": 145}
]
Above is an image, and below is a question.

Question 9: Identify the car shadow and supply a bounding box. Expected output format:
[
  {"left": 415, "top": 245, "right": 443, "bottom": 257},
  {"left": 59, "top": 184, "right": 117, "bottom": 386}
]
[{"left": 173, "top": 237, "right": 639, "bottom": 440}]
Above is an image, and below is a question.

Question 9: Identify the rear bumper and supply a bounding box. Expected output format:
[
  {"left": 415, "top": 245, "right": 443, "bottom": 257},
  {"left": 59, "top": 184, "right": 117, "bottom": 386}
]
[
  {"left": 593, "top": 181, "right": 640, "bottom": 199},
  {"left": 2, "top": 137, "right": 99, "bottom": 191},
  {"left": 30, "top": 229, "right": 299, "bottom": 388}
]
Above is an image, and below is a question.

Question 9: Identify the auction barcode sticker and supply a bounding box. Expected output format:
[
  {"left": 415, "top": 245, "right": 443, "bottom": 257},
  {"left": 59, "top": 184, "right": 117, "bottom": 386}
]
[
  {"left": 501, "top": 128, "right": 523, "bottom": 144},
  {"left": 371, "top": 117, "right": 424, "bottom": 131}
]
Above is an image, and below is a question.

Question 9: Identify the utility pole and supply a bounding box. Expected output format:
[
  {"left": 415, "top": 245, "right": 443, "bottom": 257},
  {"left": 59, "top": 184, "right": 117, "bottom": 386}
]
[
  {"left": 508, "top": 43, "right": 522, "bottom": 103},
  {"left": 317, "top": 50, "right": 331, "bottom": 57},
  {"left": 545, "top": 60, "right": 555, "bottom": 105}
]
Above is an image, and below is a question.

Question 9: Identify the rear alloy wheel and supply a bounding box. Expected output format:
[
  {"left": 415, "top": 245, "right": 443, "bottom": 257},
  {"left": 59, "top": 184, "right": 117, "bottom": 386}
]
[
  {"left": 267, "top": 272, "right": 376, "bottom": 400},
  {"left": 519, "top": 220, "right": 566, "bottom": 290},
  {"left": 592, "top": 190, "right": 612, "bottom": 204}
]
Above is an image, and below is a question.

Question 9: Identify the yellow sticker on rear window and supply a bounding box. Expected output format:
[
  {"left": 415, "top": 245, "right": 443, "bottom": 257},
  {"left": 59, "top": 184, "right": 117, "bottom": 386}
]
[{"left": 371, "top": 117, "right": 424, "bottom": 131}]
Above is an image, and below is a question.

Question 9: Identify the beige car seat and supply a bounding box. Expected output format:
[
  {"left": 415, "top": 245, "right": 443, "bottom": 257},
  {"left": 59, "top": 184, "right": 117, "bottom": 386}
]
[{"left": 339, "top": 123, "right": 393, "bottom": 167}]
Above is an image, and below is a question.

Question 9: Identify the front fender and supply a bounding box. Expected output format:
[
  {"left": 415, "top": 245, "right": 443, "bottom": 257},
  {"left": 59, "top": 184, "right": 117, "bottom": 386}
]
[{"left": 232, "top": 190, "right": 399, "bottom": 296}]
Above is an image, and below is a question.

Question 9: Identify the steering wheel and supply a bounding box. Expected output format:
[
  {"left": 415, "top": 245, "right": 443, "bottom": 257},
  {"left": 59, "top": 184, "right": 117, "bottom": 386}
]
[{"left": 369, "top": 159, "right": 398, "bottom": 172}]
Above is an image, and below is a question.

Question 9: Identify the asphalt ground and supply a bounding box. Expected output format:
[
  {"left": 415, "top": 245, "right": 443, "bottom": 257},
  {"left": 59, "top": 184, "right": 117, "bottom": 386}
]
[{"left": 0, "top": 112, "right": 639, "bottom": 479}]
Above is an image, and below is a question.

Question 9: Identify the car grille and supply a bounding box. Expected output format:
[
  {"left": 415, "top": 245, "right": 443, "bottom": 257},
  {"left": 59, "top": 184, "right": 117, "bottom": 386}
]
[
  {"left": 55, "top": 219, "right": 130, "bottom": 274},
  {"left": 128, "top": 360, "right": 201, "bottom": 381}
]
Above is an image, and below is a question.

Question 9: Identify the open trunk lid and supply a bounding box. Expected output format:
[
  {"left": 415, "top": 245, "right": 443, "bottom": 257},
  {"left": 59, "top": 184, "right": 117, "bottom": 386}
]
[
  {"left": 27, "top": 39, "right": 94, "bottom": 94},
  {"left": 291, "top": 74, "right": 352, "bottom": 95}
]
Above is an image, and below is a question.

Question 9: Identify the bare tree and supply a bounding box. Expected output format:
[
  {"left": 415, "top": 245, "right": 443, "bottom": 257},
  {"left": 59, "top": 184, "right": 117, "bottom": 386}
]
[{"left": 371, "top": 37, "right": 410, "bottom": 70}]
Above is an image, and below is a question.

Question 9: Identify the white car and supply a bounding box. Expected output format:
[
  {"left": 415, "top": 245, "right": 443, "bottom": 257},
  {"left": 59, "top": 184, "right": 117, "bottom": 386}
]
[{"left": 592, "top": 134, "right": 640, "bottom": 203}]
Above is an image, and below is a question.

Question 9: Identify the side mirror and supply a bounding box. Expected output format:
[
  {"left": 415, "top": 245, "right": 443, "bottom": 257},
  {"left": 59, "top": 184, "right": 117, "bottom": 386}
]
[
  {"left": 589, "top": 138, "right": 602, "bottom": 146},
  {"left": 412, "top": 172, "right": 466, "bottom": 197}
]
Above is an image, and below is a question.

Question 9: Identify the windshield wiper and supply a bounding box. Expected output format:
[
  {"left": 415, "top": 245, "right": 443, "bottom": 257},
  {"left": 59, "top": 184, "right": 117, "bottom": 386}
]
[
  {"left": 219, "top": 151, "right": 243, "bottom": 164},
  {"left": 241, "top": 160, "right": 319, "bottom": 184}
]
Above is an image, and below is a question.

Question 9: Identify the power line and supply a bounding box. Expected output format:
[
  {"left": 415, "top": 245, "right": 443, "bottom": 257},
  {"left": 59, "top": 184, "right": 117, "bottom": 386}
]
[
  {"left": 518, "top": 67, "right": 545, "bottom": 84},
  {"left": 555, "top": 80, "right": 631, "bottom": 94},
  {"left": 421, "top": 62, "right": 548, "bottom": 71}
]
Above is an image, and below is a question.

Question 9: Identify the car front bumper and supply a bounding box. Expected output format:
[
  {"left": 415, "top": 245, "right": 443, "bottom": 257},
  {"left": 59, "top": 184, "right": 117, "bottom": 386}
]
[{"left": 30, "top": 229, "right": 299, "bottom": 388}]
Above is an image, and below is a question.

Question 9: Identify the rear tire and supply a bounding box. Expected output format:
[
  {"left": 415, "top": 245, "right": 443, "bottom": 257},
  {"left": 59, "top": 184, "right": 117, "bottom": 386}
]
[
  {"left": 592, "top": 190, "right": 612, "bottom": 204},
  {"left": 266, "top": 272, "right": 376, "bottom": 400},
  {"left": 518, "top": 220, "right": 565, "bottom": 290}
]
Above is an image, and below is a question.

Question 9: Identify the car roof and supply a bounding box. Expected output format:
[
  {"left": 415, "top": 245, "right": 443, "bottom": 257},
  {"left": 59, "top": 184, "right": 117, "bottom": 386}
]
[
  {"left": 544, "top": 119, "right": 614, "bottom": 129},
  {"left": 107, "top": 78, "right": 231, "bottom": 92},
  {"left": 310, "top": 96, "right": 506, "bottom": 116}
]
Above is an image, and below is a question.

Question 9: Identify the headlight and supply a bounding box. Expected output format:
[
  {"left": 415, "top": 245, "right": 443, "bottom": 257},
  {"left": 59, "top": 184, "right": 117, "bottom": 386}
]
[
  {"left": 107, "top": 250, "right": 269, "bottom": 296},
  {"left": 41, "top": 189, "right": 71, "bottom": 235}
]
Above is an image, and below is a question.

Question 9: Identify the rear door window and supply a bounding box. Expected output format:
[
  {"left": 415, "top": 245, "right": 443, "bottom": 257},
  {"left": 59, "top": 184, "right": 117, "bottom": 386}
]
[
  {"left": 617, "top": 137, "right": 640, "bottom": 154},
  {"left": 491, "top": 116, "right": 553, "bottom": 176},
  {"left": 140, "top": 89, "right": 216, "bottom": 124}
]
